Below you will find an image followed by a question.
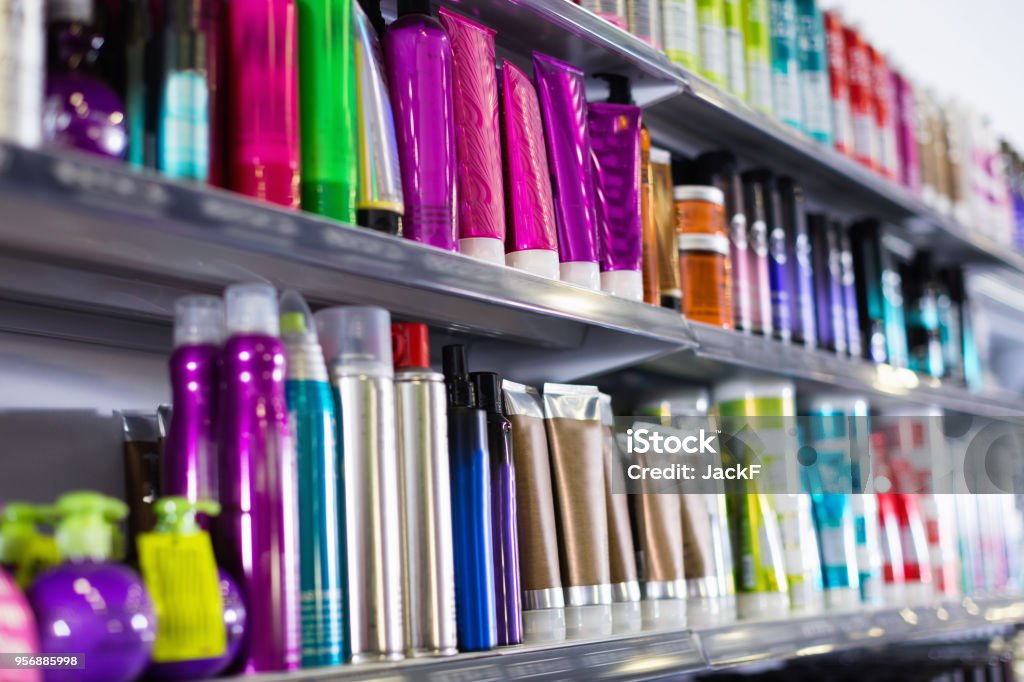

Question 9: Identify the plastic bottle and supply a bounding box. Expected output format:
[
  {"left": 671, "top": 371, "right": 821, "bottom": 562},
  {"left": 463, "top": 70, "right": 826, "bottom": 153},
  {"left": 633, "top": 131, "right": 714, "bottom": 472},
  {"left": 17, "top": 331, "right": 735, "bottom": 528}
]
[
  {"left": 675, "top": 185, "right": 733, "bottom": 328},
  {"left": 0, "top": 0, "right": 44, "bottom": 148},
  {"left": 27, "top": 493, "right": 156, "bottom": 682}
]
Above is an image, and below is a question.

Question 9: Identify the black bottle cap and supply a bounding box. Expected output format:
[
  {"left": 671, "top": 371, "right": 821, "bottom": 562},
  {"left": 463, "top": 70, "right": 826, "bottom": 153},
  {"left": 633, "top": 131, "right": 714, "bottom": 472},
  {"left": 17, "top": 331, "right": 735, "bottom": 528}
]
[
  {"left": 595, "top": 73, "right": 634, "bottom": 105},
  {"left": 694, "top": 150, "right": 738, "bottom": 177},
  {"left": 671, "top": 156, "right": 694, "bottom": 186},
  {"left": 470, "top": 372, "right": 504, "bottom": 415},
  {"left": 396, "top": 0, "right": 431, "bottom": 19},
  {"left": 442, "top": 345, "right": 475, "bottom": 408},
  {"left": 357, "top": 209, "right": 401, "bottom": 236},
  {"left": 741, "top": 168, "right": 774, "bottom": 186}
]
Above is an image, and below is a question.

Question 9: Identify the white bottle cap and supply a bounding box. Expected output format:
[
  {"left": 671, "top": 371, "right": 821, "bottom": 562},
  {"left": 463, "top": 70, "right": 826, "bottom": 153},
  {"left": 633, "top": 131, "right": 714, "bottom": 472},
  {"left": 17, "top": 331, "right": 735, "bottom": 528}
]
[
  {"left": 225, "top": 283, "right": 279, "bottom": 337},
  {"left": 506, "top": 249, "right": 561, "bottom": 280},
  {"left": 522, "top": 608, "right": 568, "bottom": 644},
  {"left": 559, "top": 261, "right": 601, "bottom": 290},
  {"left": 641, "top": 597, "right": 687, "bottom": 631},
  {"left": 611, "top": 600, "right": 643, "bottom": 634},
  {"left": 173, "top": 295, "right": 225, "bottom": 348},
  {"left": 564, "top": 603, "right": 613, "bottom": 640},
  {"left": 460, "top": 237, "right": 506, "bottom": 265},
  {"left": 314, "top": 306, "right": 393, "bottom": 379},
  {"left": 825, "top": 586, "right": 862, "bottom": 612},
  {"left": 737, "top": 591, "right": 790, "bottom": 621},
  {"left": 600, "top": 269, "right": 643, "bottom": 301}
]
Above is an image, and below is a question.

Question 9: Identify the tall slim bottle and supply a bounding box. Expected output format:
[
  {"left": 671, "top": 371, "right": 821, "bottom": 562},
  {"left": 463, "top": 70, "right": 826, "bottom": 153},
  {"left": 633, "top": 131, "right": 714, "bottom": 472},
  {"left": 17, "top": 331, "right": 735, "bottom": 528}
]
[
  {"left": 298, "top": 0, "right": 357, "bottom": 221},
  {"left": 0, "top": 0, "right": 44, "bottom": 147},
  {"left": 392, "top": 322, "right": 458, "bottom": 656},
  {"left": 443, "top": 346, "right": 497, "bottom": 652},
  {"left": 164, "top": 295, "right": 224, "bottom": 503},
  {"left": 383, "top": 0, "right": 457, "bottom": 250},
  {"left": 769, "top": 0, "right": 801, "bottom": 130},
  {"left": 124, "top": 0, "right": 157, "bottom": 168},
  {"left": 280, "top": 291, "right": 346, "bottom": 667},
  {"left": 471, "top": 372, "right": 523, "bottom": 646},
  {"left": 315, "top": 306, "right": 405, "bottom": 662},
  {"left": 227, "top": 0, "right": 301, "bottom": 208},
  {"left": 217, "top": 283, "right": 300, "bottom": 673},
  {"left": 159, "top": 0, "right": 215, "bottom": 181}
]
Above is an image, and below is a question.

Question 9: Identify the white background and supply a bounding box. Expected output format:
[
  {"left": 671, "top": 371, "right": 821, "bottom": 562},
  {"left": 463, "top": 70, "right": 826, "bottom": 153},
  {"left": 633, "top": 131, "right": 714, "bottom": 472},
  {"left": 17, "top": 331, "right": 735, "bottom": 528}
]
[{"left": 831, "top": 0, "right": 1024, "bottom": 149}]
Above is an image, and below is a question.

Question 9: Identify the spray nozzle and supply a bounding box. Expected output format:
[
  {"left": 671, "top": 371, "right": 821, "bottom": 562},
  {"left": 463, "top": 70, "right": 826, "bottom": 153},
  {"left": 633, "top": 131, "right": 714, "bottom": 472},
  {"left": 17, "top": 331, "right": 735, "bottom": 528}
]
[
  {"left": 442, "top": 345, "right": 476, "bottom": 408},
  {"left": 50, "top": 492, "right": 127, "bottom": 562},
  {"left": 174, "top": 295, "right": 226, "bottom": 348},
  {"left": 0, "top": 503, "right": 47, "bottom": 566},
  {"left": 279, "top": 290, "right": 319, "bottom": 346},
  {"left": 153, "top": 497, "right": 220, "bottom": 535},
  {"left": 594, "top": 73, "right": 634, "bottom": 105}
]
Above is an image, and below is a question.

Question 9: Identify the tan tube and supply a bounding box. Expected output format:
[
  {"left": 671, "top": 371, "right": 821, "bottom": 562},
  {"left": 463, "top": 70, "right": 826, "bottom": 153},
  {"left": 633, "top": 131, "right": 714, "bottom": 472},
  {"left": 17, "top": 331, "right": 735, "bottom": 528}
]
[
  {"left": 503, "top": 381, "right": 566, "bottom": 643},
  {"left": 599, "top": 394, "right": 641, "bottom": 634},
  {"left": 651, "top": 147, "right": 681, "bottom": 310},
  {"left": 543, "top": 383, "right": 612, "bottom": 638}
]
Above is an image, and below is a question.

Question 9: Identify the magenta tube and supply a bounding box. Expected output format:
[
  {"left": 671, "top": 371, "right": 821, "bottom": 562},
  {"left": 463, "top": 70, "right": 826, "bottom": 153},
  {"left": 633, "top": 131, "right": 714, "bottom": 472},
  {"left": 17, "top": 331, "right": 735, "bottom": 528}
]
[
  {"left": 227, "top": 0, "right": 301, "bottom": 209},
  {"left": 892, "top": 70, "right": 921, "bottom": 196},
  {"left": 437, "top": 8, "right": 506, "bottom": 264},
  {"left": 500, "top": 59, "right": 559, "bottom": 279},
  {"left": 588, "top": 103, "right": 643, "bottom": 300},
  {"left": 383, "top": 0, "right": 457, "bottom": 251},
  {"left": 532, "top": 52, "right": 601, "bottom": 290}
]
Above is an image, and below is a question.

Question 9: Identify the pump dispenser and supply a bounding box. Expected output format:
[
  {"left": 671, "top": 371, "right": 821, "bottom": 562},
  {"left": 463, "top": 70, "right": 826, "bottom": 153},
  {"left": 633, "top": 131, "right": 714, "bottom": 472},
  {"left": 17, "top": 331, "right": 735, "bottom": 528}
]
[
  {"left": 145, "top": 498, "right": 246, "bottom": 681},
  {"left": 0, "top": 504, "right": 38, "bottom": 574},
  {"left": 28, "top": 493, "right": 156, "bottom": 682},
  {"left": 443, "top": 346, "right": 497, "bottom": 651}
]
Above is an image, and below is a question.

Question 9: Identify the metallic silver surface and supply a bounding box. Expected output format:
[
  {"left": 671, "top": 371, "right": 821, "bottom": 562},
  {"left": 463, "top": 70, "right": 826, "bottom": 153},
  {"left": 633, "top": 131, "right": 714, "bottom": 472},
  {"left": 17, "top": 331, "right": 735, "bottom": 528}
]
[
  {"left": 395, "top": 369, "right": 458, "bottom": 657},
  {"left": 332, "top": 369, "right": 405, "bottom": 662},
  {"left": 564, "top": 583, "right": 613, "bottom": 607},
  {"left": 522, "top": 587, "right": 566, "bottom": 610},
  {"left": 284, "top": 339, "right": 329, "bottom": 383},
  {"left": 686, "top": 576, "right": 721, "bottom": 599},
  {"left": 642, "top": 579, "right": 686, "bottom": 601},
  {"left": 611, "top": 580, "right": 642, "bottom": 603}
]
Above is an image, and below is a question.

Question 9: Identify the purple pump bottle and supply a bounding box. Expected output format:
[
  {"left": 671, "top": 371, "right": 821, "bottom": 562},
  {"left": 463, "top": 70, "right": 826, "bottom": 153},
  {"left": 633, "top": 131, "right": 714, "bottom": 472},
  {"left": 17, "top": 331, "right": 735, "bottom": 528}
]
[
  {"left": 163, "top": 295, "right": 224, "bottom": 504},
  {"left": 383, "top": 0, "right": 457, "bottom": 251},
  {"left": 42, "top": 0, "right": 128, "bottom": 158},
  {"left": 217, "top": 283, "right": 300, "bottom": 673},
  {"left": 27, "top": 492, "right": 156, "bottom": 682}
]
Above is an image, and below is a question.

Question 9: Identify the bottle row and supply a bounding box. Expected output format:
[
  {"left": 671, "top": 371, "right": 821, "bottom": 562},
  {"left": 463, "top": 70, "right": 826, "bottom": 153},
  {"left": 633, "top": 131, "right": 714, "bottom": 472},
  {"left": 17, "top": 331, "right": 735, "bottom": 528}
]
[
  {"left": 595, "top": 0, "right": 1018, "bottom": 249},
  {"left": 1, "top": 282, "right": 1021, "bottom": 681}
]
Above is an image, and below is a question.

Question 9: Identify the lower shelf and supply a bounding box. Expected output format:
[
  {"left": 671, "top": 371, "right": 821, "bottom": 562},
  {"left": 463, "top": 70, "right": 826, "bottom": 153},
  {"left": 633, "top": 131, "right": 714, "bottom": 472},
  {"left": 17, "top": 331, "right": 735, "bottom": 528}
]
[{"left": 229, "top": 597, "right": 1024, "bottom": 682}]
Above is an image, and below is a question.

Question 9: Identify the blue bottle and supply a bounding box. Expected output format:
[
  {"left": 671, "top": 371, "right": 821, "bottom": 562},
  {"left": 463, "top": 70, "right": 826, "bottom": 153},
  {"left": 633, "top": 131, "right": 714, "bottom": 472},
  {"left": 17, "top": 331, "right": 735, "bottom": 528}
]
[
  {"left": 744, "top": 170, "right": 792, "bottom": 343},
  {"left": 777, "top": 177, "right": 816, "bottom": 348},
  {"left": 442, "top": 345, "right": 497, "bottom": 652},
  {"left": 809, "top": 214, "right": 846, "bottom": 355},
  {"left": 280, "top": 291, "right": 346, "bottom": 666}
]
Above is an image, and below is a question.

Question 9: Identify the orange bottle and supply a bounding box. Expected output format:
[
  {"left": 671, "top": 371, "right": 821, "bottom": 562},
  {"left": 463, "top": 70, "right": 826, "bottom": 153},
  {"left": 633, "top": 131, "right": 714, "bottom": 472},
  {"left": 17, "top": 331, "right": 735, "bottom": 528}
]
[
  {"left": 640, "top": 127, "right": 660, "bottom": 306},
  {"left": 675, "top": 186, "right": 733, "bottom": 328}
]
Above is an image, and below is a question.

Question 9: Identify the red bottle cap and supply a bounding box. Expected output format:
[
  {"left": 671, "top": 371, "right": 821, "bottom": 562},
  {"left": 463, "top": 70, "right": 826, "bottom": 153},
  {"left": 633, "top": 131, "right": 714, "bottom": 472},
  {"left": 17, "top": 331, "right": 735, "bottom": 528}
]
[{"left": 392, "top": 323, "right": 430, "bottom": 370}]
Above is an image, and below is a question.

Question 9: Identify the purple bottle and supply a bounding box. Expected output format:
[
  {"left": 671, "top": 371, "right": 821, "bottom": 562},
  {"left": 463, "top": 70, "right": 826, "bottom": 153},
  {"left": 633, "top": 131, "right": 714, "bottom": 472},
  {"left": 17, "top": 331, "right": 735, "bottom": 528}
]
[
  {"left": 42, "top": 0, "right": 128, "bottom": 158},
  {"left": 163, "top": 295, "right": 224, "bottom": 504},
  {"left": 27, "top": 492, "right": 156, "bottom": 682},
  {"left": 217, "top": 283, "right": 300, "bottom": 673},
  {"left": 471, "top": 372, "right": 522, "bottom": 646},
  {"left": 383, "top": 0, "right": 457, "bottom": 251}
]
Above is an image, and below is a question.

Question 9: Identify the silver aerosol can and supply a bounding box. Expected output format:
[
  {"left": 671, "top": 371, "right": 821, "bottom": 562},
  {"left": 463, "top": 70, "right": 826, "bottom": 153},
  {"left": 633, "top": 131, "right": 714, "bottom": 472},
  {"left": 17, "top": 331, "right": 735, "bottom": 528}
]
[
  {"left": 316, "top": 306, "right": 405, "bottom": 662},
  {"left": 0, "top": 0, "right": 44, "bottom": 147},
  {"left": 392, "top": 322, "right": 458, "bottom": 656}
]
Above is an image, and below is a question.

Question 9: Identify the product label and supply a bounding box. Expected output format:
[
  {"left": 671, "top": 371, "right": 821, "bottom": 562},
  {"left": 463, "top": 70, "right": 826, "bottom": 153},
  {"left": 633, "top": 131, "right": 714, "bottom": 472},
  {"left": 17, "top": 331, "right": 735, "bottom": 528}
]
[
  {"left": 723, "top": 0, "right": 746, "bottom": 96},
  {"left": 679, "top": 232, "right": 731, "bottom": 255},
  {"left": 699, "top": 24, "right": 727, "bottom": 84},
  {"left": 819, "top": 525, "right": 849, "bottom": 569},
  {"left": 772, "top": 71, "right": 802, "bottom": 129},
  {"left": 628, "top": 0, "right": 661, "bottom": 47},
  {"left": 746, "top": 62, "right": 774, "bottom": 114},
  {"left": 138, "top": 531, "right": 226, "bottom": 662},
  {"left": 663, "top": 0, "right": 700, "bottom": 69},
  {"left": 160, "top": 70, "right": 210, "bottom": 182},
  {"left": 801, "top": 71, "right": 832, "bottom": 141}
]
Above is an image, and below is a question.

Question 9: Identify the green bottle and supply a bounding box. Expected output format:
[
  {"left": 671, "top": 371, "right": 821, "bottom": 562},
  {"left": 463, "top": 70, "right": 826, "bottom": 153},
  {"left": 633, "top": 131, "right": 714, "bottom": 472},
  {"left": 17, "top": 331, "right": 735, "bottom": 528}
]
[{"left": 298, "top": 0, "right": 358, "bottom": 222}]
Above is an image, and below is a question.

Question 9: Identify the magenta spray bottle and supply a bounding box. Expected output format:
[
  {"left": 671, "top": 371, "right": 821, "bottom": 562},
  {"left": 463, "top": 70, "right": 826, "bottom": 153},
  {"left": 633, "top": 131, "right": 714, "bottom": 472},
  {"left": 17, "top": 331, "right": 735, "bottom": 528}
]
[
  {"left": 383, "top": 0, "right": 457, "bottom": 251},
  {"left": 27, "top": 492, "right": 156, "bottom": 682},
  {"left": 217, "top": 283, "right": 300, "bottom": 673}
]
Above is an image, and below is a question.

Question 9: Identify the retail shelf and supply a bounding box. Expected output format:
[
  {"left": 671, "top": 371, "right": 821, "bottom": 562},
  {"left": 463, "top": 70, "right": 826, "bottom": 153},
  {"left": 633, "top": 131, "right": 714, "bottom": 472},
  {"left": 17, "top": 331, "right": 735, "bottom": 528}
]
[
  {"left": 640, "top": 322, "right": 1024, "bottom": 418},
  {"left": 222, "top": 598, "right": 1022, "bottom": 681},
  {"left": 0, "top": 143, "right": 696, "bottom": 385}
]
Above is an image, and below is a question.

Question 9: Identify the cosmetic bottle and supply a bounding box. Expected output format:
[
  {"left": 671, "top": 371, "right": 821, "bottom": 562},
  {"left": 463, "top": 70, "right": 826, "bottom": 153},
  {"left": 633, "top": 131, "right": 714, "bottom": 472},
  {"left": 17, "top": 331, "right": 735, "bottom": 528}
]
[
  {"left": 776, "top": 177, "right": 816, "bottom": 348},
  {"left": 823, "top": 8, "right": 851, "bottom": 155},
  {"left": 742, "top": 0, "right": 772, "bottom": 115},
  {"left": 650, "top": 148, "right": 681, "bottom": 309},
  {"left": 696, "top": 0, "right": 726, "bottom": 87},
  {"left": 43, "top": 0, "right": 128, "bottom": 158},
  {"left": 794, "top": 0, "right": 830, "bottom": 144},
  {"left": 28, "top": 493, "right": 156, "bottom": 682},
  {"left": 218, "top": 283, "right": 300, "bottom": 672},
  {"left": 838, "top": 226, "right": 862, "bottom": 358},
  {"left": 298, "top": 0, "right": 357, "bottom": 221},
  {"left": 533, "top": 53, "right": 601, "bottom": 289},
  {"left": 158, "top": 0, "right": 217, "bottom": 181},
  {"left": 662, "top": 0, "right": 698, "bottom": 71},
  {"left": 440, "top": 8, "right": 506, "bottom": 263},
  {"left": 227, "top": 0, "right": 301, "bottom": 208},
  {"left": 384, "top": 0, "right": 457, "bottom": 250},
  {"left": 0, "top": 0, "right": 44, "bottom": 147},
  {"left": 472, "top": 371, "right": 523, "bottom": 646},
  {"left": 143, "top": 498, "right": 245, "bottom": 681},
  {"left": 124, "top": 0, "right": 156, "bottom": 168},
  {"left": 280, "top": 291, "right": 346, "bottom": 667},
  {"left": 443, "top": 345, "right": 497, "bottom": 651},
  {"left": 674, "top": 185, "right": 733, "bottom": 328},
  {"left": 392, "top": 322, "right": 457, "bottom": 657},
  {"left": 502, "top": 59, "right": 560, "bottom": 279},
  {"left": 0, "top": 505, "right": 38, "bottom": 577},
  {"left": 936, "top": 268, "right": 964, "bottom": 383},
  {"left": 809, "top": 214, "right": 846, "bottom": 355},
  {"left": 353, "top": 0, "right": 403, "bottom": 234},
  {"left": 741, "top": 171, "right": 780, "bottom": 339},
  {"left": 0, "top": 562, "right": 40, "bottom": 682},
  {"left": 316, "top": 306, "right": 405, "bottom": 662},
  {"left": 903, "top": 253, "right": 945, "bottom": 379},
  {"left": 163, "top": 295, "right": 223, "bottom": 504},
  {"left": 769, "top": 0, "right": 801, "bottom": 130}
]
